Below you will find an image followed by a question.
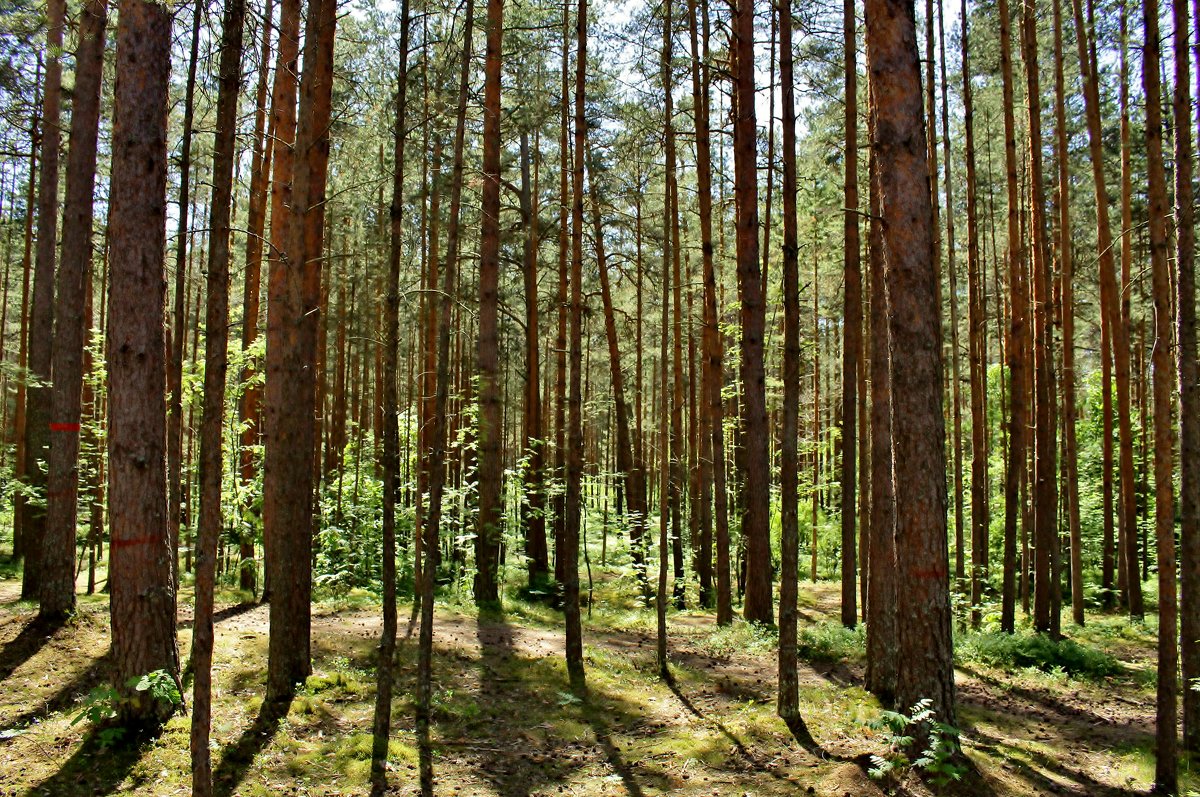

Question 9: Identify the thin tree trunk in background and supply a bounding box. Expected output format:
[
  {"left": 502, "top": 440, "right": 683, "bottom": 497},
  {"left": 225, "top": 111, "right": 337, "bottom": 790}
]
[
  {"left": 938, "top": 0, "right": 964, "bottom": 591},
  {"left": 778, "top": 0, "right": 810, "bottom": 736},
  {"left": 1143, "top": 0, "right": 1177, "bottom": 785},
  {"left": 565, "top": 0, "right": 587, "bottom": 692},
  {"left": 961, "top": 0, "right": 988, "bottom": 629},
  {"left": 866, "top": 0, "right": 955, "bottom": 723},
  {"left": 168, "top": 0, "right": 204, "bottom": 588},
  {"left": 733, "top": 0, "right": 771, "bottom": 626},
  {"left": 811, "top": 232, "right": 820, "bottom": 582},
  {"left": 1052, "top": 0, "right": 1083, "bottom": 627},
  {"left": 998, "top": 0, "right": 1027, "bottom": 633},
  {"left": 474, "top": 0, "right": 504, "bottom": 607},
  {"left": 586, "top": 153, "right": 647, "bottom": 596},
  {"left": 192, "top": 0, "right": 246, "bottom": 785},
  {"left": 665, "top": 8, "right": 687, "bottom": 615},
  {"left": 262, "top": 0, "right": 301, "bottom": 602},
  {"left": 419, "top": 0, "right": 475, "bottom": 783},
  {"left": 41, "top": 0, "right": 108, "bottom": 621},
  {"left": 12, "top": 60, "right": 40, "bottom": 563},
  {"left": 864, "top": 114, "right": 897, "bottom": 704},
  {"left": 1177, "top": 0, "right": 1200, "bottom": 752},
  {"left": 107, "top": 0, "right": 182, "bottom": 724},
  {"left": 554, "top": 0, "right": 570, "bottom": 586},
  {"left": 1021, "top": 0, "right": 1058, "bottom": 637},
  {"left": 688, "top": 0, "right": 727, "bottom": 623},
  {"left": 520, "top": 132, "right": 549, "bottom": 586},
  {"left": 656, "top": 0, "right": 674, "bottom": 670},
  {"left": 237, "top": 0, "right": 275, "bottom": 597},
  {"left": 370, "top": 0, "right": 410, "bottom": 787},
  {"left": 1073, "top": 0, "right": 1141, "bottom": 618},
  {"left": 20, "top": 0, "right": 64, "bottom": 602},
  {"left": 264, "top": 0, "right": 337, "bottom": 702},
  {"left": 840, "top": 0, "right": 861, "bottom": 628}
]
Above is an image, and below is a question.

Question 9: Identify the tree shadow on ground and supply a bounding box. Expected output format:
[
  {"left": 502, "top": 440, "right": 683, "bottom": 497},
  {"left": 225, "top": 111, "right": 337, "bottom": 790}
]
[
  {"left": 212, "top": 696, "right": 291, "bottom": 797},
  {"left": 0, "top": 650, "right": 111, "bottom": 733},
  {"left": 469, "top": 609, "right": 570, "bottom": 797},
  {"left": 177, "top": 601, "right": 261, "bottom": 631},
  {"left": 0, "top": 615, "right": 66, "bottom": 685},
  {"left": 956, "top": 663, "right": 1153, "bottom": 747},
  {"left": 963, "top": 726, "right": 1144, "bottom": 797},
  {"left": 21, "top": 722, "right": 163, "bottom": 797}
]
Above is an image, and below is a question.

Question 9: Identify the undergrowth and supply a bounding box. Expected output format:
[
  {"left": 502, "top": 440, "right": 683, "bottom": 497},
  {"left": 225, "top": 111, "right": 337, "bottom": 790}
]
[{"left": 955, "top": 629, "right": 1121, "bottom": 679}]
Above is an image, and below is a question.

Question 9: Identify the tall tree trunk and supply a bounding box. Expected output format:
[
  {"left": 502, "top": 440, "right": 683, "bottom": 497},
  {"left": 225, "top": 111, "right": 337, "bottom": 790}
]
[
  {"left": 264, "top": 0, "right": 337, "bottom": 702},
  {"left": 1071, "top": 0, "right": 1141, "bottom": 619},
  {"left": 687, "top": 0, "right": 727, "bottom": 623},
  {"left": 11, "top": 60, "right": 40, "bottom": 564},
  {"left": 778, "top": 0, "right": 812, "bottom": 739},
  {"left": 237, "top": 0, "right": 275, "bottom": 597},
  {"left": 961, "top": 0, "right": 988, "bottom": 629},
  {"left": 520, "top": 132, "right": 549, "bottom": 586},
  {"left": 1052, "top": 0, "right": 1083, "bottom": 627},
  {"left": 553, "top": 0, "right": 570, "bottom": 587},
  {"left": 1143, "top": 0, "right": 1177, "bottom": 785},
  {"left": 168, "top": 0, "right": 204, "bottom": 586},
  {"left": 840, "top": 0, "right": 861, "bottom": 627},
  {"left": 733, "top": 0, "right": 771, "bottom": 626},
  {"left": 371, "top": 0, "right": 410, "bottom": 785},
  {"left": 998, "top": 0, "right": 1027, "bottom": 633},
  {"left": 865, "top": 0, "right": 955, "bottom": 723},
  {"left": 937, "top": 0, "right": 964, "bottom": 592},
  {"left": 586, "top": 153, "right": 647, "bottom": 594},
  {"left": 1021, "top": 0, "right": 1058, "bottom": 637},
  {"left": 107, "top": 0, "right": 182, "bottom": 725},
  {"left": 419, "top": 2, "right": 475, "bottom": 785},
  {"left": 191, "top": 0, "right": 246, "bottom": 786},
  {"left": 474, "top": 0, "right": 505, "bottom": 607},
  {"left": 864, "top": 108, "right": 897, "bottom": 703},
  {"left": 41, "top": 0, "right": 108, "bottom": 621},
  {"left": 20, "top": 0, "right": 64, "bottom": 601},
  {"left": 262, "top": 0, "right": 301, "bottom": 601},
  {"left": 564, "top": 0, "right": 587, "bottom": 692},
  {"left": 1177, "top": 0, "right": 1199, "bottom": 752}
]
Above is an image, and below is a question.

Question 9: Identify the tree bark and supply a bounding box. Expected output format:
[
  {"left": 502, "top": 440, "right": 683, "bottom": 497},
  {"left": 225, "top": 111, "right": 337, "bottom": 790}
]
[
  {"left": 840, "top": 0, "right": 861, "bottom": 630},
  {"left": 371, "top": 0, "right": 410, "bottom": 785},
  {"left": 191, "top": 0, "right": 246, "bottom": 786},
  {"left": 107, "top": 0, "right": 182, "bottom": 725},
  {"left": 41, "top": 0, "right": 108, "bottom": 621},
  {"left": 865, "top": 0, "right": 955, "bottom": 723},
  {"left": 20, "top": 0, "right": 64, "bottom": 601},
  {"left": 733, "top": 0, "right": 772, "bottom": 626},
  {"left": 998, "top": 0, "right": 1027, "bottom": 633},
  {"left": 236, "top": 0, "right": 275, "bottom": 597},
  {"left": 565, "top": 0, "right": 587, "bottom": 693},
  {"left": 1143, "top": 0, "right": 1178, "bottom": 785},
  {"left": 1020, "top": 0, "right": 1058, "bottom": 637},
  {"left": 1177, "top": 0, "right": 1199, "bottom": 752},
  {"left": 474, "top": 0, "right": 505, "bottom": 607},
  {"left": 1071, "top": 0, "right": 1141, "bottom": 619},
  {"left": 264, "top": 0, "right": 337, "bottom": 702},
  {"left": 1051, "top": 0, "right": 1083, "bottom": 627}
]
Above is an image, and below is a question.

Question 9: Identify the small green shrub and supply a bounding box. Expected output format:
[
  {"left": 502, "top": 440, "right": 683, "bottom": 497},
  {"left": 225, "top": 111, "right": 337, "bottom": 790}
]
[
  {"left": 71, "top": 670, "right": 183, "bottom": 748},
  {"left": 956, "top": 630, "right": 1121, "bottom": 679},
  {"left": 795, "top": 621, "right": 865, "bottom": 664},
  {"left": 865, "top": 698, "right": 967, "bottom": 788}
]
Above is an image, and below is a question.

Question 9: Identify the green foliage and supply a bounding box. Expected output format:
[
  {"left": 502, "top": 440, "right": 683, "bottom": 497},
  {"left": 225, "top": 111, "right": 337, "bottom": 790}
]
[
  {"left": 956, "top": 630, "right": 1121, "bottom": 679},
  {"left": 865, "top": 699, "right": 967, "bottom": 788},
  {"left": 795, "top": 621, "right": 865, "bottom": 663},
  {"left": 70, "top": 670, "right": 182, "bottom": 749}
]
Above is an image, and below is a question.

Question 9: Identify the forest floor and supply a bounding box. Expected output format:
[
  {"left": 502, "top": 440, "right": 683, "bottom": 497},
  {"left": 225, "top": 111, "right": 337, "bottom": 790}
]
[{"left": 0, "top": 559, "right": 1194, "bottom": 797}]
